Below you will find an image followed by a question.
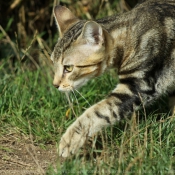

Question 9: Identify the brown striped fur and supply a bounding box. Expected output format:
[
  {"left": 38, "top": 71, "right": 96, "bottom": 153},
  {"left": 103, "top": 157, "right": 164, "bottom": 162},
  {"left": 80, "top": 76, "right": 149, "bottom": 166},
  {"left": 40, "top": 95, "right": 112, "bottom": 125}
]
[{"left": 51, "top": 0, "right": 175, "bottom": 157}]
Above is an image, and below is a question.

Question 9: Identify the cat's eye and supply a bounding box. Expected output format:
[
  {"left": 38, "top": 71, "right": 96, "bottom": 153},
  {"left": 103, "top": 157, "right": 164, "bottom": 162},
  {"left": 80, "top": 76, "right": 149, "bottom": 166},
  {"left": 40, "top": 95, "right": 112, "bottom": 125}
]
[{"left": 64, "top": 65, "right": 74, "bottom": 73}]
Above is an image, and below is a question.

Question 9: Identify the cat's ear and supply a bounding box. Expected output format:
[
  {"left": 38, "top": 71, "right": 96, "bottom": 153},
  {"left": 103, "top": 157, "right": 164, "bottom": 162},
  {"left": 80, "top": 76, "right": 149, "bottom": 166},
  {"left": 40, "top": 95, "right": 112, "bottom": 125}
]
[
  {"left": 81, "top": 21, "right": 104, "bottom": 45},
  {"left": 54, "top": 5, "right": 79, "bottom": 37}
]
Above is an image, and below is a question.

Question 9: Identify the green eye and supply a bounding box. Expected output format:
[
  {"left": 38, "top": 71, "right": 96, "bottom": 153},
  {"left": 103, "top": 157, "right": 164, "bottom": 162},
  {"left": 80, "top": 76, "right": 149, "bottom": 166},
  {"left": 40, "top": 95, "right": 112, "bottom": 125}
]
[{"left": 64, "top": 65, "right": 74, "bottom": 72}]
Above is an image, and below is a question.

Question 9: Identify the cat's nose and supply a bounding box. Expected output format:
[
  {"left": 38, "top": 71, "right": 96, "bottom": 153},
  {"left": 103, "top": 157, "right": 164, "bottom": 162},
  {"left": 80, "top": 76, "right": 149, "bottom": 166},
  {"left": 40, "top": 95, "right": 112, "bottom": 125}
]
[
  {"left": 53, "top": 76, "right": 60, "bottom": 89},
  {"left": 53, "top": 84, "right": 59, "bottom": 89}
]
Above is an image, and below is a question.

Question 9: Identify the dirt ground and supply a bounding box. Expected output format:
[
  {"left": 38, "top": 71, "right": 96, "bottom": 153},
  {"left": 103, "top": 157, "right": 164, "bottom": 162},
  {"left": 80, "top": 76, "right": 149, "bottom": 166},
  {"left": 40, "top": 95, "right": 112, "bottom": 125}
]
[{"left": 0, "top": 132, "right": 58, "bottom": 175}]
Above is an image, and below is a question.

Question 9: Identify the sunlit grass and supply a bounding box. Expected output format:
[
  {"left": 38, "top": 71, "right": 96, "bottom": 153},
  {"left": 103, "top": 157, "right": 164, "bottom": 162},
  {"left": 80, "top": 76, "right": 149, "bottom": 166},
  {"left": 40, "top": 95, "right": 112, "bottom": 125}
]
[{"left": 1, "top": 61, "right": 175, "bottom": 174}]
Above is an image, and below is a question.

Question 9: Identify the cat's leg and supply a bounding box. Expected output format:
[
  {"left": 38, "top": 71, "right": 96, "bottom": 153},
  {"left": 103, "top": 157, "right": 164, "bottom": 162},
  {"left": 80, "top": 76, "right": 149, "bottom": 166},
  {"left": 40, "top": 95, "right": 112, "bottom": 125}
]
[
  {"left": 169, "top": 91, "right": 175, "bottom": 116},
  {"left": 59, "top": 82, "right": 154, "bottom": 157}
]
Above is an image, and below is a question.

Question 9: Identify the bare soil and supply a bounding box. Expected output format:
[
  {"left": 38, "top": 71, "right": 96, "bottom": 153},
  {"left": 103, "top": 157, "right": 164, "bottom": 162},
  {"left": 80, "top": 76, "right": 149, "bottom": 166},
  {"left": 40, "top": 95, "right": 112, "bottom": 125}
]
[{"left": 0, "top": 132, "right": 57, "bottom": 175}]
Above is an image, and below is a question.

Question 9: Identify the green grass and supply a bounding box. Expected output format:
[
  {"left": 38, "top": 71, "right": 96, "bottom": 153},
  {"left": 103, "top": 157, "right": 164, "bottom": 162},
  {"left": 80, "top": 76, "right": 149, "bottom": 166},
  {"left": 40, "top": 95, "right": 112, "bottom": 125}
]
[{"left": 1, "top": 60, "right": 175, "bottom": 174}]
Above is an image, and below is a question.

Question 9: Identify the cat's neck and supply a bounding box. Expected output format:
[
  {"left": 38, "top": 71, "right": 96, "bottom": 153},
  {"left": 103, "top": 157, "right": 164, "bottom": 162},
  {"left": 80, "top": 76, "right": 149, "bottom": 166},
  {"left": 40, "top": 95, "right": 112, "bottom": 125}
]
[
  {"left": 97, "top": 11, "right": 131, "bottom": 33},
  {"left": 97, "top": 12, "right": 132, "bottom": 69}
]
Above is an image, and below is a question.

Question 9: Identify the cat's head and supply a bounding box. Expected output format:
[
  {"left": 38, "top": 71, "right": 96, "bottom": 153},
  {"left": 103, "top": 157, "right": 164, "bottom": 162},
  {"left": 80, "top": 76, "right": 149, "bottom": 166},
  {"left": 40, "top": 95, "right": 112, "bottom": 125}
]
[{"left": 51, "top": 5, "right": 112, "bottom": 92}]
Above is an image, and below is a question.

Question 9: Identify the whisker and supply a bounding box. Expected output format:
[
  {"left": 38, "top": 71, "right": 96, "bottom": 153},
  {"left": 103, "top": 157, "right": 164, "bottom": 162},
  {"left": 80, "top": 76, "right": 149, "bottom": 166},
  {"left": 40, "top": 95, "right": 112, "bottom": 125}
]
[
  {"left": 75, "top": 89, "right": 91, "bottom": 107},
  {"left": 65, "top": 92, "right": 77, "bottom": 117},
  {"left": 71, "top": 89, "right": 81, "bottom": 113}
]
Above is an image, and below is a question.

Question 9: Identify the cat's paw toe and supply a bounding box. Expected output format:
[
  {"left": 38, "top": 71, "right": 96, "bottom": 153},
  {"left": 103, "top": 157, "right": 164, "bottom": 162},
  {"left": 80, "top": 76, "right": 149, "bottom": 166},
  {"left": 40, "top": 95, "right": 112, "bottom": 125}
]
[
  {"left": 59, "top": 129, "right": 87, "bottom": 157},
  {"left": 59, "top": 140, "right": 70, "bottom": 158}
]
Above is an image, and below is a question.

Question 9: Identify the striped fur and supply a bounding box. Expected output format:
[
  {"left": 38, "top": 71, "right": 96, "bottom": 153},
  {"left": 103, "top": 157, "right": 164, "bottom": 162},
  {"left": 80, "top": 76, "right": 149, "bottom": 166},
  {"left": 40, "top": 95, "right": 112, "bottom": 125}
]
[{"left": 51, "top": 0, "right": 175, "bottom": 157}]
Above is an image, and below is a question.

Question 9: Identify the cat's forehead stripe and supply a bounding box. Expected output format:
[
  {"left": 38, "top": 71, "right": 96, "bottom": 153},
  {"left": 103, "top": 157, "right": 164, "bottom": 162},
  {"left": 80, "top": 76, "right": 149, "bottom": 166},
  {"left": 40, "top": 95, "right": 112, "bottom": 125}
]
[{"left": 53, "top": 21, "right": 85, "bottom": 61}]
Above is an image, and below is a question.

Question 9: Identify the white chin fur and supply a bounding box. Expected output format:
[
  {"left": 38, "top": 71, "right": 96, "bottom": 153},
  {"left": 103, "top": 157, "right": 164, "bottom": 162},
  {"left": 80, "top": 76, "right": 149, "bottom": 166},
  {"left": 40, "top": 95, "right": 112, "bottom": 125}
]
[
  {"left": 59, "top": 87, "right": 72, "bottom": 92},
  {"left": 73, "top": 79, "right": 89, "bottom": 90}
]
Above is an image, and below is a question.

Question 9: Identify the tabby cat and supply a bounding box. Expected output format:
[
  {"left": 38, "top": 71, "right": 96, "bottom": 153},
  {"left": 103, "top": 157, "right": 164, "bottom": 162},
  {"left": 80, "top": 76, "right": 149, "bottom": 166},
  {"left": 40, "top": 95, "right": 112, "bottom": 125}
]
[{"left": 51, "top": 0, "right": 175, "bottom": 157}]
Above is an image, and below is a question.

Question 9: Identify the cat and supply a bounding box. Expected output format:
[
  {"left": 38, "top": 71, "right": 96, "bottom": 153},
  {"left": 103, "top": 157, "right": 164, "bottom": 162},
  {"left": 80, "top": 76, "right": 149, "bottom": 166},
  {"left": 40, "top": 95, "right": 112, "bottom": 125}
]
[{"left": 51, "top": 0, "right": 175, "bottom": 157}]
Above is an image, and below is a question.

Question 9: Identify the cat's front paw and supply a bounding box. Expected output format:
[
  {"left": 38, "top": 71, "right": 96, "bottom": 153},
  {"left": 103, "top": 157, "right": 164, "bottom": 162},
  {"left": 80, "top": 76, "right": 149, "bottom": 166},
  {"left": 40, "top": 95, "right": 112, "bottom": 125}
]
[{"left": 59, "top": 124, "right": 88, "bottom": 157}]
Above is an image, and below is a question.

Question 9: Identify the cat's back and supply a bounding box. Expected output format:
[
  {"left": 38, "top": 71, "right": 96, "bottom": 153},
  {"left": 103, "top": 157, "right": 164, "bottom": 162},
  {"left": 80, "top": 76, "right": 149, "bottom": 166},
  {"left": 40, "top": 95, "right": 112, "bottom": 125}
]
[
  {"left": 133, "top": 0, "right": 175, "bottom": 24},
  {"left": 134, "top": 0, "right": 175, "bottom": 37},
  {"left": 98, "top": 0, "right": 175, "bottom": 39},
  {"left": 122, "top": 0, "right": 175, "bottom": 94},
  {"left": 135, "top": 0, "right": 175, "bottom": 15},
  {"left": 123, "top": 0, "right": 175, "bottom": 55}
]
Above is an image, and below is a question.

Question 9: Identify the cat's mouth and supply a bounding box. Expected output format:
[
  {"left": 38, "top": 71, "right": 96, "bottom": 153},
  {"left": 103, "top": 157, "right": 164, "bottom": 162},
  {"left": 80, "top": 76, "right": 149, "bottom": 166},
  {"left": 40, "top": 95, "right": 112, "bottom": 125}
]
[
  {"left": 59, "top": 85, "right": 73, "bottom": 92},
  {"left": 59, "top": 79, "right": 88, "bottom": 92}
]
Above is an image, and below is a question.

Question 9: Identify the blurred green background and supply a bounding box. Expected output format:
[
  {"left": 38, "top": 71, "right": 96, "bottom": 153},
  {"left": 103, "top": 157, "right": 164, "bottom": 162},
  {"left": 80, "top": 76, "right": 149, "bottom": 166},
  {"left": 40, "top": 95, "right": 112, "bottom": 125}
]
[{"left": 0, "top": 0, "right": 139, "bottom": 67}]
